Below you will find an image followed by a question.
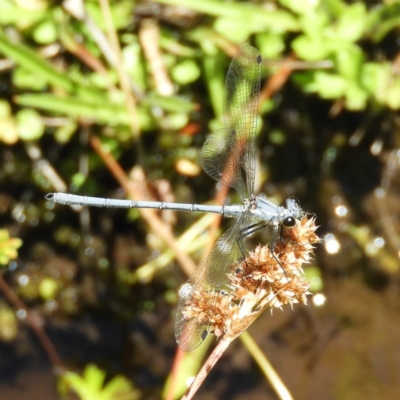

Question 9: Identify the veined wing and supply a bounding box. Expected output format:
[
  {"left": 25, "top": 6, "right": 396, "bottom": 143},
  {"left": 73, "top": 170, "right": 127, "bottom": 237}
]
[
  {"left": 205, "top": 210, "right": 255, "bottom": 287},
  {"left": 175, "top": 260, "right": 211, "bottom": 352},
  {"left": 176, "top": 210, "right": 258, "bottom": 350},
  {"left": 201, "top": 46, "right": 262, "bottom": 201},
  {"left": 175, "top": 212, "right": 257, "bottom": 352}
]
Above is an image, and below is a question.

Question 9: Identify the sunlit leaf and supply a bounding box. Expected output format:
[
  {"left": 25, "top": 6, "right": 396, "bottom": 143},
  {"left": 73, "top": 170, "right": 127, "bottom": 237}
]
[
  {"left": 63, "top": 364, "right": 139, "bottom": 400},
  {"left": 33, "top": 18, "right": 57, "bottom": 44},
  {"left": 344, "top": 82, "right": 368, "bottom": 111},
  {"left": 156, "top": 0, "right": 300, "bottom": 32},
  {"left": 305, "top": 71, "right": 347, "bottom": 99},
  {"left": 279, "top": 0, "right": 318, "bottom": 15},
  {"left": 172, "top": 59, "right": 201, "bottom": 85},
  {"left": 334, "top": 3, "right": 367, "bottom": 42},
  {"left": 365, "top": 2, "right": 400, "bottom": 42},
  {"left": 335, "top": 47, "right": 364, "bottom": 81},
  {"left": 13, "top": 66, "right": 48, "bottom": 90},
  {"left": 16, "top": 108, "right": 44, "bottom": 141},
  {"left": 255, "top": 32, "right": 285, "bottom": 60},
  {"left": 292, "top": 35, "right": 329, "bottom": 61},
  {"left": 0, "top": 229, "right": 23, "bottom": 266}
]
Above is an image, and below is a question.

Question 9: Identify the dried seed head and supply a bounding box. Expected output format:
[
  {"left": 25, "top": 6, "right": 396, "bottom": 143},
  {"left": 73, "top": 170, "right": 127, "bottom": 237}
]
[{"left": 179, "top": 215, "right": 320, "bottom": 341}]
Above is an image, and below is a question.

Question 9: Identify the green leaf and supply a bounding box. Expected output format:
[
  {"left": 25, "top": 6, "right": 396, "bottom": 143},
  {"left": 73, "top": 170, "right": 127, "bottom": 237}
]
[
  {"left": 16, "top": 109, "right": 44, "bottom": 141},
  {"left": 71, "top": 172, "right": 87, "bottom": 189},
  {"left": 83, "top": 364, "right": 106, "bottom": 392},
  {"left": 0, "top": 229, "right": 23, "bottom": 266},
  {"left": 39, "top": 278, "right": 59, "bottom": 300},
  {"left": 360, "top": 63, "right": 400, "bottom": 109},
  {"left": 334, "top": 3, "right": 367, "bottom": 42},
  {"left": 202, "top": 52, "right": 225, "bottom": 118},
  {"left": 0, "top": 301, "right": 18, "bottom": 341},
  {"left": 279, "top": 0, "right": 317, "bottom": 15},
  {"left": 0, "top": 101, "right": 18, "bottom": 144},
  {"left": 305, "top": 71, "right": 347, "bottom": 99},
  {"left": 0, "top": 0, "right": 47, "bottom": 26},
  {"left": 0, "top": 100, "right": 12, "bottom": 118},
  {"left": 172, "top": 59, "right": 201, "bottom": 85},
  {"left": 304, "top": 266, "right": 324, "bottom": 292},
  {"left": 15, "top": 93, "right": 194, "bottom": 130},
  {"left": 0, "top": 31, "right": 102, "bottom": 101},
  {"left": 299, "top": 10, "right": 329, "bottom": 38},
  {"left": 365, "top": 2, "right": 400, "bottom": 42},
  {"left": 344, "top": 82, "right": 368, "bottom": 111},
  {"left": 122, "top": 43, "right": 147, "bottom": 91},
  {"left": 85, "top": 0, "right": 133, "bottom": 31},
  {"left": 32, "top": 18, "right": 58, "bottom": 44},
  {"left": 255, "top": 33, "right": 285, "bottom": 60},
  {"left": 292, "top": 35, "right": 329, "bottom": 61},
  {"left": 155, "top": 0, "right": 300, "bottom": 32},
  {"left": 63, "top": 364, "right": 139, "bottom": 400},
  {"left": 100, "top": 375, "right": 139, "bottom": 400},
  {"left": 385, "top": 78, "right": 400, "bottom": 110},
  {"left": 13, "top": 66, "right": 48, "bottom": 91},
  {"left": 54, "top": 120, "right": 77, "bottom": 144},
  {"left": 360, "top": 62, "right": 384, "bottom": 95},
  {"left": 335, "top": 46, "right": 364, "bottom": 81},
  {"left": 213, "top": 17, "right": 253, "bottom": 43}
]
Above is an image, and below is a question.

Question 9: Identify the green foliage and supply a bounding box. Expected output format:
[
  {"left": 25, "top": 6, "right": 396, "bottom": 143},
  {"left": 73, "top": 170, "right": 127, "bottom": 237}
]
[
  {"left": 0, "top": 0, "right": 399, "bottom": 398},
  {"left": 172, "top": 59, "right": 201, "bottom": 85},
  {"left": 285, "top": 0, "right": 400, "bottom": 110},
  {"left": 62, "top": 364, "right": 140, "bottom": 400},
  {"left": 0, "top": 301, "right": 18, "bottom": 342},
  {"left": 304, "top": 266, "right": 324, "bottom": 292},
  {"left": 0, "top": 229, "right": 22, "bottom": 266},
  {"left": 16, "top": 108, "right": 44, "bottom": 140},
  {"left": 0, "top": 100, "right": 18, "bottom": 144},
  {"left": 0, "top": 0, "right": 398, "bottom": 148}
]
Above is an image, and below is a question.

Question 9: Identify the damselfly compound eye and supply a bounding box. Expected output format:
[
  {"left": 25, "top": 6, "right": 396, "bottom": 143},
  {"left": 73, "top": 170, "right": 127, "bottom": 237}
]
[{"left": 283, "top": 216, "right": 296, "bottom": 227}]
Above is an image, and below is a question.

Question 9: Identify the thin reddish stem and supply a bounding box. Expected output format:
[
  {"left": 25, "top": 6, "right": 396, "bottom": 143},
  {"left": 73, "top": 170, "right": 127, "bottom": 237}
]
[
  {"left": 181, "top": 338, "right": 232, "bottom": 400},
  {"left": 0, "top": 274, "right": 64, "bottom": 373}
]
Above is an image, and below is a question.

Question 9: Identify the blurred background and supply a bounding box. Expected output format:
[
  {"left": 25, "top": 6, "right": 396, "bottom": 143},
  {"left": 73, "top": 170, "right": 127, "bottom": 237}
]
[{"left": 1, "top": 0, "right": 400, "bottom": 399}]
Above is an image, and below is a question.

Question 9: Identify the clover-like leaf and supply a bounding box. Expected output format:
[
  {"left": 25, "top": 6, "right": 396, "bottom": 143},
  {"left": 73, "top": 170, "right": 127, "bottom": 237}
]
[
  {"left": 306, "top": 72, "right": 347, "bottom": 99},
  {"left": 292, "top": 35, "right": 330, "bottom": 61},
  {"left": 335, "top": 3, "right": 367, "bottom": 42},
  {"left": 335, "top": 46, "right": 364, "bottom": 81},
  {"left": 63, "top": 364, "right": 140, "bottom": 400},
  {"left": 344, "top": 82, "right": 368, "bottom": 111}
]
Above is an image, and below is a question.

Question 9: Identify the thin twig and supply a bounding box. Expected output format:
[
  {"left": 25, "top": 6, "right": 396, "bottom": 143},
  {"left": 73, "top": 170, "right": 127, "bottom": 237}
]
[
  {"left": 90, "top": 135, "right": 197, "bottom": 277},
  {"left": 139, "top": 19, "right": 175, "bottom": 96},
  {"left": 181, "top": 338, "right": 231, "bottom": 400},
  {"left": 0, "top": 274, "right": 65, "bottom": 373}
]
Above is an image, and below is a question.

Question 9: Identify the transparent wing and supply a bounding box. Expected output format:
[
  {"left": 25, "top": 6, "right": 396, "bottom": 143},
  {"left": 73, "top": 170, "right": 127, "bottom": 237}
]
[
  {"left": 205, "top": 210, "right": 254, "bottom": 287},
  {"left": 175, "top": 259, "right": 211, "bottom": 352},
  {"left": 175, "top": 211, "right": 255, "bottom": 351},
  {"left": 201, "top": 127, "right": 242, "bottom": 194},
  {"left": 201, "top": 46, "right": 262, "bottom": 200}
]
